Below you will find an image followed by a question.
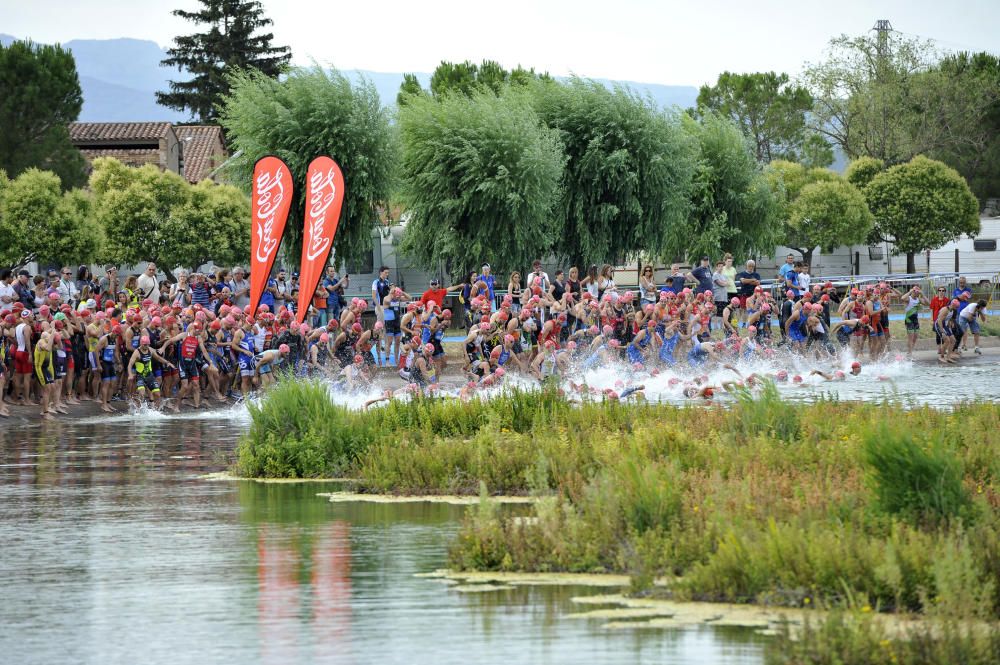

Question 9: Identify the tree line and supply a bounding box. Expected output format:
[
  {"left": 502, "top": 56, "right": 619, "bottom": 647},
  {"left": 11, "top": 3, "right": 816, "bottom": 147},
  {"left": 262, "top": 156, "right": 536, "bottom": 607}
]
[{"left": 0, "top": 2, "right": 990, "bottom": 277}]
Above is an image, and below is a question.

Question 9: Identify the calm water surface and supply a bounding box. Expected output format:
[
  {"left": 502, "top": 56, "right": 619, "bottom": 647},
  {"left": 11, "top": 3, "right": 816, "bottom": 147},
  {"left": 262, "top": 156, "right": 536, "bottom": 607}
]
[{"left": 0, "top": 416, "right": 765, "bottom": 665}]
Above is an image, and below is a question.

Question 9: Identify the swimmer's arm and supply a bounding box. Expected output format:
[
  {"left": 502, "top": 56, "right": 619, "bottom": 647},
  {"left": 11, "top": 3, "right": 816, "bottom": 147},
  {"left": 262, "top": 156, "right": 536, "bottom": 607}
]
[
  {"left": 810, "top": 369, "right": 833, "bottom": 380},
  {"left": 126, "top": 348, "right": 139, "bottom": 374},
  {"left": 723, "top": 363, "right": 742, "bottom": 376},
  {"left": 720, "top": 380, "right": 741, "bottom": 392},
  {"left": 364, "top": 396, "right": 391, "bottom": 410}
]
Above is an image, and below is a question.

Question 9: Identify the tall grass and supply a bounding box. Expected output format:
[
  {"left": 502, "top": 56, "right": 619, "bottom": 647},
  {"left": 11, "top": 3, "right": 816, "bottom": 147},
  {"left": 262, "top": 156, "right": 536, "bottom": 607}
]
[
  {"left": 863, "top": 423, "right": 974, "bottom": 527},
  {"left": 766, "top": 612, "right": 1000, "bottom": 665}
]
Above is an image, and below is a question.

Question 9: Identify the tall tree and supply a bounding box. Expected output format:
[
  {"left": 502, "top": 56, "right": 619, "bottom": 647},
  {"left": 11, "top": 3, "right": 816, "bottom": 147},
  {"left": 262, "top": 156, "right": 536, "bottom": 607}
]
[
  {"left": 0, "top": 169, "right": 102, "bottom": 270},
  {"left": 532, "top": 78, "right": 697, "bottom": 267},
  {"left": 0, "top": 40, "right": 87, "bottom": 189},
  {"left": 694, "top": 71, "right": 814, "bottom": 163},
  {"left": 802, "top": 30, "right": 937, "bottom": 163},
  {"left": 864, "top": 156, "right": 980, "bottom": 272},
  {"left": 915, "top": 52, "right": 1000, "bottom": 204},
  {"left": 678, "top": 112, "right": 781, "bottom": 263},
  {"left": 397, "top": 88, "right": 565, "bottom": 277},
  {"left": 158, "top": 0, "right": 291, "bottom": 123},
  {"left": 219, "top": 66, "right": 396, "bottom": 266}
]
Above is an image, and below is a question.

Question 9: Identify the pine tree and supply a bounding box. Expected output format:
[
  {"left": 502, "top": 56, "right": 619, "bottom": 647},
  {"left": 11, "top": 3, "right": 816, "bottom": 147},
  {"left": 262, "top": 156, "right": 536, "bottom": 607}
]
[{"left": 157, "top": 0, "right": 291, "bottom": 122}]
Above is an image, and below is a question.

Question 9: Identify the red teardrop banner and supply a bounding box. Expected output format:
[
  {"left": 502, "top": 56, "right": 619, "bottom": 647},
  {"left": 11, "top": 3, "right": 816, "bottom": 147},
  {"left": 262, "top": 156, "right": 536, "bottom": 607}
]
[
  {"left": 296, "top": 156, "right": 345, "bottom": 323},
  {"left": 249, "top": 155, "right": 294, "bottom": 317}
]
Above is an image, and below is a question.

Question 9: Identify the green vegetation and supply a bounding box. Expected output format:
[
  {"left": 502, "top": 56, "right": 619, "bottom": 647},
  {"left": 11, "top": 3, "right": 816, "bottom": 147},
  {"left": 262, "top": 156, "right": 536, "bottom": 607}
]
[
  {"left": 239, "top": 381, "right": 1000, "bottom": 625},
  {"left": 693, "top": 71, "right": 817, "bottom": 165},
  {"left": 0, "top": 168, "right": 101, "bottom": 270},
  {"left": 767, "top": 612, "right": 1000, "bottom": 665},
  {"left": 0, "top": 40, "right": 87, "bottom": 189},
  {"left": 766, "top": 159, "right": 873, "bottom": 267},
  {"left": 219, "top": 65, "right": 396, "bottom": 266},
  {"left": 88, "top": 157, "right": 250, "bottom": 278},
  {"left": 158, "top": 0, "right": 291, "bottom": 123},
  {"left": 396, "top": 87, "right": 565, "bottom": 276}
]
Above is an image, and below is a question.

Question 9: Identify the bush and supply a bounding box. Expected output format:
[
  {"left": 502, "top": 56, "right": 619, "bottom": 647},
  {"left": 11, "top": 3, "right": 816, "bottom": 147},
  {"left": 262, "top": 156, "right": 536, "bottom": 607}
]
[
  {"left": 863, "top": 424, "right": 973, "bottom": 527},
  {"left": 237, "top": 380, "right": 361, "bottom": 478}
]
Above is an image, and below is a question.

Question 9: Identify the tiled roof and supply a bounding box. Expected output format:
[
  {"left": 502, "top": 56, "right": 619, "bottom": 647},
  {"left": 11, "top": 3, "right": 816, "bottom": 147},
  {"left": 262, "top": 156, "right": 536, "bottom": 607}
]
[
  {"left": 78, "top": 147, "right": 161, "bottom": 161},
  {"left": 175, "top": 125, "right": 225, "bottom": 183},
  {"left": 69, "top": 122, "right": 173, "bottom": 143}
]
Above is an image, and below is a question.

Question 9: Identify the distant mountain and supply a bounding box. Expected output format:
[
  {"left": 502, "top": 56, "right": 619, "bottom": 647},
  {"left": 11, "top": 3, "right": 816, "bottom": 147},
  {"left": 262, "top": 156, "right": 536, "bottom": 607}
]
[{"left": 4, "top": 35, "right": 700, "bottom": 121}]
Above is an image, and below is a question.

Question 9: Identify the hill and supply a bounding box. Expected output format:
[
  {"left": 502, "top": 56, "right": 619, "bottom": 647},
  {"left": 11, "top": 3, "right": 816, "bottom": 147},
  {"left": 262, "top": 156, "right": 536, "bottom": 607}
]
[{"left": 2, "top": 35, "right": 699, "bottom": 121}]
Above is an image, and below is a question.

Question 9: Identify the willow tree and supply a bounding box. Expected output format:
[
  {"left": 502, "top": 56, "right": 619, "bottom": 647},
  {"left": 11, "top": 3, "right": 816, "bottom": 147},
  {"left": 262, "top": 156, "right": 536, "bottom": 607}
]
[
  {"left": 219, "top": 66, "right": 396, "bottom": 266},
  {"left": 532, "top": 78, "right": 696, "bottom": 267},
  {"left": 397, "top": 88, "right": 565, "bottom": 277},
  {"left": 678, "top": 113, "right": 781, "bottom": 262}
]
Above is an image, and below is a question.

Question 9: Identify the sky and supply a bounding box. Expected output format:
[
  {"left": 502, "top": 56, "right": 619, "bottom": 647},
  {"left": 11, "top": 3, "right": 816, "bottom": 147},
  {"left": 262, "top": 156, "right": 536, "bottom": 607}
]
[{"left": 2, "top": 0, "right": 999, "bottom": 86}]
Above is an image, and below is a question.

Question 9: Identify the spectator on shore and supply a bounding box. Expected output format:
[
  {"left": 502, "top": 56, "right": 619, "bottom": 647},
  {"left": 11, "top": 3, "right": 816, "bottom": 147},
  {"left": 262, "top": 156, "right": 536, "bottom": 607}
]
[{"left": 229, "top": 267, "right": 250, "bottom": 308}]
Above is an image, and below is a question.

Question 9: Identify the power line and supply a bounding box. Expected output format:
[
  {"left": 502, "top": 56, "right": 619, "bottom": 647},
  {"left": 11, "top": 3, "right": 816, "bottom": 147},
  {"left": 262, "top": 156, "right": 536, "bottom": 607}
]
[{"left": 892, "top": 28, "right": 1000, "bottom": 57}]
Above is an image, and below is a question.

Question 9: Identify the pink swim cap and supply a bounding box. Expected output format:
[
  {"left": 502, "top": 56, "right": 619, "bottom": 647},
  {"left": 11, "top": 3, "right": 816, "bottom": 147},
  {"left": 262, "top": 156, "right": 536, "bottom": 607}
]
[{"left": 278, "top": 344, "right": 290, "bottom": 354}]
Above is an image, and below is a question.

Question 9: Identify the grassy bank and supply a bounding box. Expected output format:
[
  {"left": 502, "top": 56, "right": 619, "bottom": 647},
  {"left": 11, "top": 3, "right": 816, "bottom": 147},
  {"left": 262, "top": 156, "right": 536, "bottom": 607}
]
[{"left": 237, "top": 380, "right": 1000, "bottom": 625}]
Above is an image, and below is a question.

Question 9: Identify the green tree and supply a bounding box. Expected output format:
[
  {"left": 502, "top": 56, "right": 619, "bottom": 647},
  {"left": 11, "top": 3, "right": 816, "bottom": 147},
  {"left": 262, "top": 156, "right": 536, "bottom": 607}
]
[
  {"left": 158, "top": 0, "right": 291, "bottom": 122},
  {"left": 219, "top": 66, "right": 396, "bottom": 266},
  {"left": 802, "top": 30, "right": 937, "bottom": 163},
  {"left": 864, "top": 155, "right": 980, "bottom": 272},
  {"left": 798, "top": 133, "right": 835, "bottom": 169},
  {"left": 766, "top": 158, "right": 876, "bottom": 263},
  {"left": 0, "top": 40, "right": 87, "bottom": 189},
  {"left": 162, "top": 180, "right": 250, "bottom": 270},
  {"left": 694, "top": 71, "right": 813, "bottom": 163},
  {"left": 404, "top": 60, "right": 546, "bottom": 104},
  {"left": 787, "top": 179, "right": 873, "bottom": 266},
  {"left": 679, "top": 112, "right": 781, "bottom": 262},
  {"left": 533, "top": 78, "right": 697, "bottom": 267},
  {"left": 396, "top": 73, "right": 427, "bottom": 107},
  {"left": 90, "top": 157, "right": 249, "bottom": 278},
  {"left": 845, "top": 156, "right": 886, "bottom": 190},
  {"left": 0, "top": 169, "right": 102, "bottom": 270},
  {"left": 914, "top": 52, "right": 1000, "bottom": 204},
  {"left": 397, "top": 88, "right": 565, "bottom": 277}
]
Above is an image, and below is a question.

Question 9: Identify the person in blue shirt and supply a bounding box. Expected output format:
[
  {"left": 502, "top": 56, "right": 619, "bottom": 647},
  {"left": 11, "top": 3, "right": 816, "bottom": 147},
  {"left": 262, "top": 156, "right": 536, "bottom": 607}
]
[
  {"left": 259, "top": 270, "right": 277, "bottom": 312},
  {"left": 778, "top": 253, "right": 796, "bottom": 281},
  {"left": 481, "top": 264, "right": 496, "bottom": 310},
  {"left": 661, "top": 263, "right": 686, "bottom": 294},
  {"left": 687, "top": 256, "right": 714, "bottom": 295},
  {"left": 952, "top": 276, "right": 973, "bottom": 312},
  {"left": 321, "top": 265, "right": 348, "bottom": 325}
]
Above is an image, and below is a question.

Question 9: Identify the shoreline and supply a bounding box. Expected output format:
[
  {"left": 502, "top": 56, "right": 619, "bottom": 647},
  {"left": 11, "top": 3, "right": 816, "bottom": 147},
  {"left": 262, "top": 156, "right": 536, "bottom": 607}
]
[{"left": 1, "top": 344, "right": 995, "bottom": 426}]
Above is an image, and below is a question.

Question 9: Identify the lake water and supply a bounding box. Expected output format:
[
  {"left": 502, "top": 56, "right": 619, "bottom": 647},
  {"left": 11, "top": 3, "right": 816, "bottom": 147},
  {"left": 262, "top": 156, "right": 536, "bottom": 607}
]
[{"left": 0, "top": 416, "right": 765, "bottom": 665}]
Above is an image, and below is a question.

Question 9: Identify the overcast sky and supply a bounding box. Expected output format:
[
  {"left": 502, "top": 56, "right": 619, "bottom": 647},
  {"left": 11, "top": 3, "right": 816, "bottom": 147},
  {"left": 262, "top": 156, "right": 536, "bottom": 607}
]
[{"left": 3, "top": 0, "right": 998, "bottom": 86}]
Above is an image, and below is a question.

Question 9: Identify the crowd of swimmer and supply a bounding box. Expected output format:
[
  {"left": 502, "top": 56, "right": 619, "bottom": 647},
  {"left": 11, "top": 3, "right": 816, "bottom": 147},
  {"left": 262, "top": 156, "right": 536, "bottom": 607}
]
[{"left": 1, "top": 258, "right": 989, "bottom": 419}]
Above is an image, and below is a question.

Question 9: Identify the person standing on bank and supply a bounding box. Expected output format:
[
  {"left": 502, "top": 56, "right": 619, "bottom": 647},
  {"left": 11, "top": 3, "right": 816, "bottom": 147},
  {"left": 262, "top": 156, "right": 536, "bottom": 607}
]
[
  {"left": 480, "top": 264, "right": 496, "bottom": 311},
  {"left": 372, "top": 266, "right": 391, "bottom": 361},
  {"left": 137, "top": 263, "right": 158, "bottom": 302}
]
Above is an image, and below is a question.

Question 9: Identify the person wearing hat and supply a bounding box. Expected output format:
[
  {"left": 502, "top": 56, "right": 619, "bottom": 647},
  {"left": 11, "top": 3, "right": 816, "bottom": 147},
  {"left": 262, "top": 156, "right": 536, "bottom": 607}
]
[
  {"left": 419, "top": 278, "right": 448, "bottom": 309},
  {"left": 13, "top": 270, "right": 34, "bottom": 310}
]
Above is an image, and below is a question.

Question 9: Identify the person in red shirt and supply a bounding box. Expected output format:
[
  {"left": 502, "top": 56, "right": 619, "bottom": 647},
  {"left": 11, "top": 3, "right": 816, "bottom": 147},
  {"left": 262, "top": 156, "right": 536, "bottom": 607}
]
[
  {"left": 420, "top": 277, "right": 465, "bottom": 309},
  {"left": 929, "top": 285, "right": 951, "bottom": 351}
]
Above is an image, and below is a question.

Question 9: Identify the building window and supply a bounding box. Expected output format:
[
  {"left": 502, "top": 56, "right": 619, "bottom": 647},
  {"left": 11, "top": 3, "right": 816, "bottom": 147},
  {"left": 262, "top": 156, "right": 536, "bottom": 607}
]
[
  {"left": 973, "top": 239, "right": 997, "bottom": 252},
  {"left": 346, "top": 249, "right": 374, "bottom": 275},
  {"left": 868, "top": 246, "right": 884, "bottom": 260}
]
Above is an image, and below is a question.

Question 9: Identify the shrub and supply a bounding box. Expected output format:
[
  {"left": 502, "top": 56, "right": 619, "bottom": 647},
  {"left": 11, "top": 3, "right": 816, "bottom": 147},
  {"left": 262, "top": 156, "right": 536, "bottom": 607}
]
[{"left": 863, "top": 424, "right": 973, "bottom": 527}]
